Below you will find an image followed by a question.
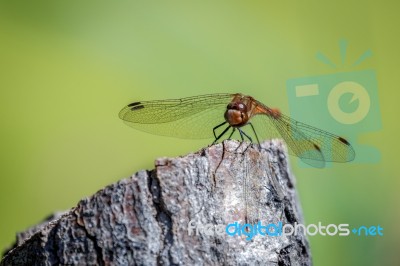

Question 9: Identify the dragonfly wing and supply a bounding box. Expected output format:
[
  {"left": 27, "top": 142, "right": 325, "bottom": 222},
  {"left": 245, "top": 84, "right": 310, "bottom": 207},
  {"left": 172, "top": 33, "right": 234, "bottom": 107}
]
[
  {"left": 249, "top": 105, "right": 355, "bottom": 166},
  {"left": 250, "top": 115, "right": 326, "bottom": 168},
  {"left": 119, "top": 93, "right": 234, "bottom": 139},
  {"left": 277, "top": 113, "right": 355, "bottom": 163}
]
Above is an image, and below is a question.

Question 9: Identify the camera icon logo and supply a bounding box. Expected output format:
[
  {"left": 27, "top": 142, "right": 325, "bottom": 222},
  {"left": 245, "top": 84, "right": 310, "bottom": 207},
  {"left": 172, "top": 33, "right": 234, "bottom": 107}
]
[{"left": 286, "top": 41, "right": 381, "bottom": 166}]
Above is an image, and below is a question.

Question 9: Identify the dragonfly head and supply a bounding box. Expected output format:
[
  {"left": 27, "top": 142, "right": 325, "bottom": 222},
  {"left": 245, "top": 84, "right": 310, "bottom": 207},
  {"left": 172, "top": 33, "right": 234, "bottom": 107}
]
[{"left": 225, "top": 102, "right": 249, "bottom": 127}]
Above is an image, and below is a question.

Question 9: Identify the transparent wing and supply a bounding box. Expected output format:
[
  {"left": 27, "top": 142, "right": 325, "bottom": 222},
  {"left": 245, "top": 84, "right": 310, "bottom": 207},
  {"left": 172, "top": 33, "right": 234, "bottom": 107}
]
[
  {"left": 249, "top": 101, "right": 355, "bottom": 167},
  {"left": 118, "top": 93, "right": 234, "bottom": 139},
  {"left": 249, "top": 115, "right": 325, "bottom": 168},
  {"left": 276, "top": 113, "right": 355, "bottom": 162}
]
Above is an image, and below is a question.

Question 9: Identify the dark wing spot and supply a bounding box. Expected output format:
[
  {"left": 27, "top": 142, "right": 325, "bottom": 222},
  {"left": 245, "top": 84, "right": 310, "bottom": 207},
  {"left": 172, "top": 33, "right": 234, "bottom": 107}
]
[
  {"left": 338, "top": 136, "right": 350, "bottom": 145},
  {"left": 130, "top": 105, "right": 144, "bottom": 111},
  {"left": 127, "top": 102, "right": 144, "bottom": 110},
  {"left": 313, "top": 143, "right": 321, "bottom": 152},
  {"left": 128, "top": 102, "right": 142, "bottom": 107}
]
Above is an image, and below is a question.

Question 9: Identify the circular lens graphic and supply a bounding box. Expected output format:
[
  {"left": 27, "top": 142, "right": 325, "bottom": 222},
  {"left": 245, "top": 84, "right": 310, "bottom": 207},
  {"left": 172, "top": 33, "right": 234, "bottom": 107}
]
[{"left": 327, "top": 81, "right": 370, "bottom": 124}]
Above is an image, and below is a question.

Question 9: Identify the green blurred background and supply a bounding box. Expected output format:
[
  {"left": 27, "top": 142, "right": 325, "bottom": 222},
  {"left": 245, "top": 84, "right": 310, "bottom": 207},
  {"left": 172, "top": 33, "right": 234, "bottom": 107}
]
[{"left": 0, "top": 1, "right": 398, "bottom": 265}]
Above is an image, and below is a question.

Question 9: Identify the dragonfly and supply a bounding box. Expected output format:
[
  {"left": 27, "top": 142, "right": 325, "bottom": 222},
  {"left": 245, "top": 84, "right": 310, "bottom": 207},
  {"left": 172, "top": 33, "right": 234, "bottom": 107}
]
[{"left": 119, "top": 93, "right": 355, "bottom": 168}]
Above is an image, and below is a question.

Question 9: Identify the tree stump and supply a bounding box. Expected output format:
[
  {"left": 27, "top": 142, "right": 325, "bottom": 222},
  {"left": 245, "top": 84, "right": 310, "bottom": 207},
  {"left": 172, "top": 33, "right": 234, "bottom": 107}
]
[{"left": 1, "top": 140, "right": 311, "bottom": 265}]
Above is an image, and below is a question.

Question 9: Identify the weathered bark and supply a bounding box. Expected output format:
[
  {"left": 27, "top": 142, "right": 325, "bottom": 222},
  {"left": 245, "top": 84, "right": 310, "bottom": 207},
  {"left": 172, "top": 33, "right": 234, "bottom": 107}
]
[{"left": 1, "top": 140, "right": 311, "bottom": 265}]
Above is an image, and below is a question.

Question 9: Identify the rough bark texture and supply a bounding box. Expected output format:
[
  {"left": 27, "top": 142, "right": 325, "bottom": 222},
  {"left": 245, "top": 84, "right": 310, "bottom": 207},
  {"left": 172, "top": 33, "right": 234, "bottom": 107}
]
[{"left": 1, "top": 140, "right": 311, "bottom": 266}]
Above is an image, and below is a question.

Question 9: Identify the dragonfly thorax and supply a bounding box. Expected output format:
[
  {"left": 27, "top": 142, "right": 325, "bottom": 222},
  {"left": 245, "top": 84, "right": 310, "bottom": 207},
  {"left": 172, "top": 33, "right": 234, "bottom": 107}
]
[{"left": 224, "top": 102, "right": 249, "bottom": 127}]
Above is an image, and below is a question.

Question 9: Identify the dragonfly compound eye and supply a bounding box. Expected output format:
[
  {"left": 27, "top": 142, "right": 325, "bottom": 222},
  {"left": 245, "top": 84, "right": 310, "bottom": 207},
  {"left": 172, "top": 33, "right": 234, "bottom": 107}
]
[
  {"left": 227, "top": 102, "right": 247, "bottom": 112},
  {"left": 224, "top": 102, "right": 249, "bottom": 126}
]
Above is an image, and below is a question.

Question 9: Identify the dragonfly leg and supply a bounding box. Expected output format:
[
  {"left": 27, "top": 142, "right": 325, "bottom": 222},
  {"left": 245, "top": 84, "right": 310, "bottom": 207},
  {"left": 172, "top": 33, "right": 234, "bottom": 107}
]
[
  {"left": 227, "top": 128, "right": 236, "bottom": 139},
  {"left": 233, "top": 128, "right": 253, "bottom": 153},
  {"left": 212, "top": 125, "right": 231, "bottom": 144},
  {"left": 238, "top": 129, "right": 244, "bottom": 141},
  {"left": 238, "top": 128, "right": 253, "bottom": 143},
  {"left": 247, "top": 122, "right": 260, "bottom": 144},
  {"left": 213, "top": 121, "right": 227, "bottom": 139}
]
